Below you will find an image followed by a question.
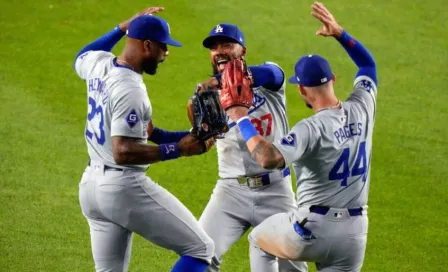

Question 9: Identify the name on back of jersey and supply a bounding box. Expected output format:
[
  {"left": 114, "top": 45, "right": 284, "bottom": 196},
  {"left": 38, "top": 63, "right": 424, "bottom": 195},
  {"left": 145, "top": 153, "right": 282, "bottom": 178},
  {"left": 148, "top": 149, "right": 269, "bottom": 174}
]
[
  {"left": 88, "top": 77, "right": 109, "bottom": 105},
  {"left": 333, "top": 122, "right": 363, "bottom": 144}
]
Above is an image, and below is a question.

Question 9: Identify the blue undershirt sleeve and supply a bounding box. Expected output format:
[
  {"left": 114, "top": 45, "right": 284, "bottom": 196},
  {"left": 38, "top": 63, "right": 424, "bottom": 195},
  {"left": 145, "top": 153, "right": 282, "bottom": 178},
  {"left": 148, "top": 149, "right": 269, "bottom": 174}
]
[
  {"left": 74, "top": 26, "right": 125, "bottom": 68},
  {"left": 248, "top": 64, "right": 284, "bottom": 90},
  {"left": 212, "top": 63, "right": 284, "bottom": 91},
  {"left": 149, "top": 127, "right": 190, "bottom": 144},
  {"left": 336, "top": 31, "right": 377, "bottom": 85}
]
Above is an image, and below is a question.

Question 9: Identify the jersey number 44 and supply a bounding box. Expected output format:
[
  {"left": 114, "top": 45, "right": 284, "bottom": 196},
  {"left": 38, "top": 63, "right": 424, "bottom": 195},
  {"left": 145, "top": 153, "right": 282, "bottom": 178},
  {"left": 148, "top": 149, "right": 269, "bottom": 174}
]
[{"left": 329, "top": 141, "right": 369, "bottom": 186}]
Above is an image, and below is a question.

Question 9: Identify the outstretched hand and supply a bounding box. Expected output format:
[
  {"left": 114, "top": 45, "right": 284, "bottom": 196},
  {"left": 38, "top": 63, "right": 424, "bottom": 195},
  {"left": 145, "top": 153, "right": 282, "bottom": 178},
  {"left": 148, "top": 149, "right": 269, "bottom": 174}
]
[
  {"left": 178, "top": 134, "right": 212, "bottom": 157},
  {"left": 119, "top": 7, "right": 165, "bottom": 32},
  {"left": 311, "top": 2, "right": 343, "bottom": 38}
]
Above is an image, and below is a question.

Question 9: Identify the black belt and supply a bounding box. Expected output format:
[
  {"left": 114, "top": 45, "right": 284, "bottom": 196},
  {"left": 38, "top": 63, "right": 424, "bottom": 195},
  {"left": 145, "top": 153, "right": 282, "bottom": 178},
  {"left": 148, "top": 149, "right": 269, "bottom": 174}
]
[
  {"left": 309, "top": 205, "right": 363, "bottom": 217},
  {"left": 87, "top": 160, "right": 123, "bottom": 171}
]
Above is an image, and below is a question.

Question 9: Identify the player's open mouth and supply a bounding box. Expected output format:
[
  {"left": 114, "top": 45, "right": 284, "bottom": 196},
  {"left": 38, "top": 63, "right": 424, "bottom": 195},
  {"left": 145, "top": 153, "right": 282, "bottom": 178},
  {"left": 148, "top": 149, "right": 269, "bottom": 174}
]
[{"left": 216, "top": 59, "right": 229, "bottom": 71}]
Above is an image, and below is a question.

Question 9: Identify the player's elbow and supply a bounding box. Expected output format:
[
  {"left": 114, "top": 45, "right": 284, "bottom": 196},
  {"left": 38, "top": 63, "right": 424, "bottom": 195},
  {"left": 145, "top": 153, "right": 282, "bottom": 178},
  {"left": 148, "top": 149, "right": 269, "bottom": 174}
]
[
  {"left": 259, "top": 159, "right": 276, "bottom": 170},
  {"left": 113, "top": 146, "right": 129, "bottom": 165},
  {"left": 258, "top": 156, "right": 282, "bottom": 170},
  {"left": 251, "top": 143, "right": 285, "bottom": 170},
  {"left": 112, "top": 137, "right": 131, "bottom": 165}
]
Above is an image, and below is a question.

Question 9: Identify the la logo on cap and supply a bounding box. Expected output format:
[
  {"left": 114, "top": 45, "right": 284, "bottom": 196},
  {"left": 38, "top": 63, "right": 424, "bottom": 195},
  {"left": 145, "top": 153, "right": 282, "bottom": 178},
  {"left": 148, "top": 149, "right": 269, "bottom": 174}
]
[{"left": 215, "top": 24, "right": 223, "bottom": 33}]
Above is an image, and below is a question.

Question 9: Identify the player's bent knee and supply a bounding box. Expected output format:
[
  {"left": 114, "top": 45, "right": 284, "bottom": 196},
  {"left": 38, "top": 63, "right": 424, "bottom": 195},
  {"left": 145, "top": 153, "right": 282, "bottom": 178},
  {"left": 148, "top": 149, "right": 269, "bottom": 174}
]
[
  {"left": 203, "top": 235, "right": 215, "bottom": 261},
  {"left": 187, "top": 235, "right": 215, "bottom": 263},
  {"left": 249, "top": 228, "right": 300, "bottom": 261}
]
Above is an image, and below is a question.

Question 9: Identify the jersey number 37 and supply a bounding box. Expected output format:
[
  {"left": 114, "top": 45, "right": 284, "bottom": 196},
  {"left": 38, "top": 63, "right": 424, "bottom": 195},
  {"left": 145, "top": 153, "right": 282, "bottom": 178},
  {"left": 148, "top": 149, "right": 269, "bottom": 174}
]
[
  {"left": 329, "top": 141, "right": 368, "bottom": 186},
  {"left": 251, "top": 113, "right": 273, "bottom": 136}
]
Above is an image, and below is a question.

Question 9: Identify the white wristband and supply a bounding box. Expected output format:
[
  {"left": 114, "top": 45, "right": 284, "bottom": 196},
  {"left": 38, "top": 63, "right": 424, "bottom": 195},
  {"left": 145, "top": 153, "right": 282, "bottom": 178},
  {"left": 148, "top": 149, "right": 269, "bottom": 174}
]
[{"left": 236, "top": 116, "right": 250, "bottom": 124}]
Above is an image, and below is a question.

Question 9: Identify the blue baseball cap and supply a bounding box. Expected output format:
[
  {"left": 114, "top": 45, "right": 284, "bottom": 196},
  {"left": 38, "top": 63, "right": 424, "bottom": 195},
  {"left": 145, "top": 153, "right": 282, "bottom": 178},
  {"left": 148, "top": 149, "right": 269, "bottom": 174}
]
[
  {"left": 288, "top": 54, "right": 333, "bottom": 87},
  {"left": 127, "top": 15, "right": 182, "bottom": 47},
  {"left": 202, "top": 23, "right": 245, "bottom": 48}
]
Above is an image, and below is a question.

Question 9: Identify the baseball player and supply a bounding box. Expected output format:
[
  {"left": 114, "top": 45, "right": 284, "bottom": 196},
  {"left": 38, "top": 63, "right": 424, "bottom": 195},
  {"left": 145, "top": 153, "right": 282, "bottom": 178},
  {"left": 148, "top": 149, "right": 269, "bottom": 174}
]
[
  {"left": 197, "top": 24, "right": 308, "bottom": 272},
  {"left": 224, "top": 2, "right": 378, "bottom": 271},
  {"left": 74, "top": 8, "right": 215, "bottom": 272}
]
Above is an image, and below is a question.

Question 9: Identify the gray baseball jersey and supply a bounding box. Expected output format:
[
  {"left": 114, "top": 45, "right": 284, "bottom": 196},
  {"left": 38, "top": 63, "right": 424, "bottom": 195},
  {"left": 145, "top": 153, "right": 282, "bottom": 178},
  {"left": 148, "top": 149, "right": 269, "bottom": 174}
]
[
  {"left": 216, "top": 62, "right": 290, "bottom": 178},
  {"left": 273, "top": 75, "right": 377, "bottom": 207},
  {"left": 75, "top": 50, "right": 215, "bottom": 271},
  {"left": 248, "top": 74, "right": 377, "bottom": 272},
  {"left": 200, "top": 62, "right": 307, "bottom": 272},
  {"left": 75, "top": 50, "right": 152, "bottom": 170}
]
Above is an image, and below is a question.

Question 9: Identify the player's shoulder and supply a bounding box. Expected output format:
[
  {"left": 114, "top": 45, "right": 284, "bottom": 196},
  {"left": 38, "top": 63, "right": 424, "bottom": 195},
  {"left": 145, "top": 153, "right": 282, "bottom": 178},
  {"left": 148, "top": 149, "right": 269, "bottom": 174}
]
[
  {"left": 249, "top": 60, "right": 285, "bottom": 74},
  {"left": 290, "top": 118, "right": 315, "bottom": 135},
  {"left": 259, "top": 61, "right": 286, "bottom": 78},
  {"left": 108, "top": 60, "right": 143, "bottom": 85},
  {"left": 346, "top": 75, "right": 378, "bottom": 117},
  {"left": 77, "top": 50, "right": 115, "bottom": 63},
  {"left": 108, "top": 65, "right": 139, "bottom": 81},
  {"left": 107, "top": 70, "right": 146, "bottom": 97},
  {"left": 301, "top": 112, "right": 337, "bottom": 133},
  {"left": 349, "top": 75, "right": 378, "bottom": 104},
  {"left": 261, "top": 60, "right": 284, "bottom": 69},
  {"left": 75, "top": 50, "right": 116, "bottom": 79},
  {"left": 253, "top": 60, "right": 287, "bottom": 96}
]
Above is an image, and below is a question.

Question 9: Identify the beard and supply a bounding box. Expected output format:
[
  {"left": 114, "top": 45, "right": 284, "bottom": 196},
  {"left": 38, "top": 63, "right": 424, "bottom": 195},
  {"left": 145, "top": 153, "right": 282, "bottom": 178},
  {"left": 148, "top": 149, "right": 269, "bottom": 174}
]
[
  {"left": 211, "top": 62, "right": 219, "bottom": 75},
  {"left": 211, "top": 53, "right": 238, "bottom": 75},
  {"left": 142, "top": 56, "right": 160, "bottom": 75}
]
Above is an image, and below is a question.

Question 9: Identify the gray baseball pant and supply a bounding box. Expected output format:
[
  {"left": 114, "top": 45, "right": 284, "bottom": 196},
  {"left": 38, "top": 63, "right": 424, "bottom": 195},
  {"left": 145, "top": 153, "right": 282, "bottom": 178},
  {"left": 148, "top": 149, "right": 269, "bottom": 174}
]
[{"left": 78, "top": 161, "right": 214, "bottom": 272}]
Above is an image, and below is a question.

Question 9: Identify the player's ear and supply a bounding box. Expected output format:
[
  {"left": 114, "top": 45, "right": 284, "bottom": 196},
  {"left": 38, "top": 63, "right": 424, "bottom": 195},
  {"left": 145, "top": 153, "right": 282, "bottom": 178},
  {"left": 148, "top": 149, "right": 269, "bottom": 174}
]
[
  {"left": 332, "top": 74, "right": 336, "bottom": 85},
  {"left": 298, "top": 85, "right": 306, "bottom": 96},
  {"left": 241, "top": 46, "right": 247, "bottom": 57},
  {"left": 144, "top": 40, "right": 153, "bottom": 54}
]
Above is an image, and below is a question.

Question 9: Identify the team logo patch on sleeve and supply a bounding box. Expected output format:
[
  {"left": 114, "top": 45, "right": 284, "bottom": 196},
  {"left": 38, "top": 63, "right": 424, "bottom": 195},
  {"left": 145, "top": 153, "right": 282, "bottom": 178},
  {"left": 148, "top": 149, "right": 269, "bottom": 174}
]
[
  {"left": 125, "top": 109, "right": 140, "bottom": 128},
  {"left": 78, "top": 52, "right": 89, "bottom": 60},
  {"left": 361, "top": 80, "right": 373, "bottom": 92},
  {"left": 281, "top": 133, "right": 296, "bottom": 147}
]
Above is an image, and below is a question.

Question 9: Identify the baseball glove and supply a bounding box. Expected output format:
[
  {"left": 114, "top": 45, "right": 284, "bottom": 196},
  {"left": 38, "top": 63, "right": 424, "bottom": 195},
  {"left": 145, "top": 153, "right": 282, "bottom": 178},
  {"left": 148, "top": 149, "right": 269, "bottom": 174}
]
[
  {"left": 187, "top": 87, "right": 229, "bottom": 142},
  {"left": 220, "top": 58, "right": 254, "bottom": 110}
]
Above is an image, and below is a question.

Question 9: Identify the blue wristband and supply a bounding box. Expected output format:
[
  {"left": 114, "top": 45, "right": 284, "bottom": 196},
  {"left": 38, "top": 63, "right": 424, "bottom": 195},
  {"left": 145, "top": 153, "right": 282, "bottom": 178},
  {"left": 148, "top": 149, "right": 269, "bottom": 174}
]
[
  {"left": 160, "top": 143, "right": 180, "bottom": 161},
  {"left": 149, "top": 127, "right": 189, "bottom": 144},
  {"left": 237, "top": 117, "right": 259, "bottom": 142}
]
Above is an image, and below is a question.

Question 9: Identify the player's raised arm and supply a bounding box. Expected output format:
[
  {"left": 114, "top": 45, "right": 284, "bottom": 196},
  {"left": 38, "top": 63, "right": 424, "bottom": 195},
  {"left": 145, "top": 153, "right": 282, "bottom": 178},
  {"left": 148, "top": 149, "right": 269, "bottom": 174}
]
[
  {"left": 73, "top": 7, "right": 164, "bottom": 68},
  {"left": 311, "top": 2, "right": 377, "bottom": 85},
  {"left": 73, "top": 27, "right": 125, "bottom": 67},
  {"left": 219, "top": 59, "right": 302, "bottom": 169}
]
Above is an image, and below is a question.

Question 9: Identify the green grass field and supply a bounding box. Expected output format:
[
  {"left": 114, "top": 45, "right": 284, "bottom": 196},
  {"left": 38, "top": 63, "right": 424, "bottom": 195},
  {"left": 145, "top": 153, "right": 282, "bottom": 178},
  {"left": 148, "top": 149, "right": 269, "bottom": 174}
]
[{"left": 1, "top": 0, "right": 447, "bottom": 271}]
